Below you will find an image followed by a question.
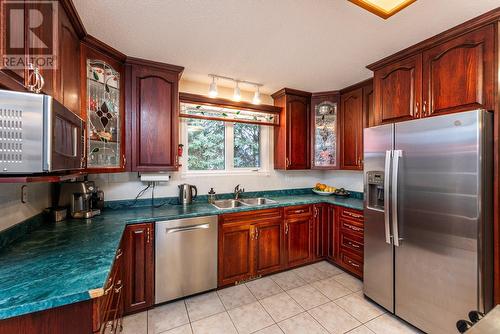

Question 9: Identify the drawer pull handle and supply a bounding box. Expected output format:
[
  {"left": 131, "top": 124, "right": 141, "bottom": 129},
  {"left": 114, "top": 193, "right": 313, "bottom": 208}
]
[
  {"left": 345, "top": 224, "right": 362, "bottom": 232},
  {"left": 115, "top": 249, "right": 123, "bottom": 260},
  {"left": 347, "top": 259, "right": 360, "bottom": 268},
  {"left": 104, "top": 284, "right": 114, "bottom": 295},
  {"left": 293, "top": 209, "right": 305, "bottom": 214},
  {"left": 347, "top": 241, "right": 360, "bottom": 249},
  {"left": 345, "top": 211, "right": 363, "bottom": 219}
]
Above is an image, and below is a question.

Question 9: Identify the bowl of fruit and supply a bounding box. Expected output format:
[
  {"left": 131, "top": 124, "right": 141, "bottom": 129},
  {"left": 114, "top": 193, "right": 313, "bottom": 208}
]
[{"left": 312, "top": 183, "right": 336, "bottom": 196}]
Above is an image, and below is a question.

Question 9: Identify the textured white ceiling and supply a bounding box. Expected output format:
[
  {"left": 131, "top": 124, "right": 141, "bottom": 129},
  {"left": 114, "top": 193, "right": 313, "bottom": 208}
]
[{"left": 73, "top": 0, "right": 499, "bottom": 94}]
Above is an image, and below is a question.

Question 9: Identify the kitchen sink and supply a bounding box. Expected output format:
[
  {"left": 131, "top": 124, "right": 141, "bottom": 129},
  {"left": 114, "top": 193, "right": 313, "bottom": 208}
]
[
  {"left": 212, "top": 199, "right": 250, "bottom": 209},
  {"left": 238, "top": 197, "right": 277, "bottom": 206},
  {"left": 212, "top": 197, "right": 277, "bottom": 209}
]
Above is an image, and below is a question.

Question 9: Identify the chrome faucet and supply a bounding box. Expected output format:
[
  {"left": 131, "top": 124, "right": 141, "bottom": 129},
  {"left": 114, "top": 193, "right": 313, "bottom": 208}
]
[{"left": 234, "top": 184, "right": 245, "bottom": 200}]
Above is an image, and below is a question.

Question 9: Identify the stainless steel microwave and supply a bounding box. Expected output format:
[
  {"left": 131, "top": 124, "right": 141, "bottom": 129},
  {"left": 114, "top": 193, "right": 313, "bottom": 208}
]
[{"left": 0, "top": 89, "right": 84, "bottom": 174}]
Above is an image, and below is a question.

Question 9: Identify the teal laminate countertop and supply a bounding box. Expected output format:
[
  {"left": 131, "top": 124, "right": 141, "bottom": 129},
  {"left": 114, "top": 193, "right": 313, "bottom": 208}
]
[{"left": 0, "top": 193, "right": 362, "bottom": 320}]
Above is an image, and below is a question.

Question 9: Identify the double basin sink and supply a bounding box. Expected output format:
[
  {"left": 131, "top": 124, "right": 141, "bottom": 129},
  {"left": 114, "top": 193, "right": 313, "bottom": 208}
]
[{"left": 212, "top": 197, "right": 277, "bottom": 209}]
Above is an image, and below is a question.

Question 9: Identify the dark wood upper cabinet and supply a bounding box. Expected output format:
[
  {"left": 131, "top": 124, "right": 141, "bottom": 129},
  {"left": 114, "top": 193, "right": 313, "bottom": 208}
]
[
  {"left": 0, "top": 0, "right": 85, "bottom": 114},
  {"left": 0, "top": 0, "right": 27, "bottom": 90},
  {"left": 58, "top": 13, "right": 81, "bottom": 116},
  {"left": 340, "top": 87, "right": 363, "bottom": 170},
  {"left": 81, "top": 37, "right": 126, "bottom": 172},
  {"left": 254, "top": 219, "right": 284, "bottom": 276},
  {"left": 123, "top": 223, "right": 154, "bottom": 315},
  {"left": 373, "top": 54, "right": 422, "bottom": 125},
  {"left": 422, "top": 25, "right": 494, "bottom": 116},
  {"left": 363, "top": 82, "right": 374, "bottom": 128},
  {"left": 127, "top": 58, "right": 184, "bottom": 172},
  {"left": 311, "top": 92, "right": 340, "bottom": 170},
  {"left": 272, "top": 88, "right": 311, "bottom": 170}
]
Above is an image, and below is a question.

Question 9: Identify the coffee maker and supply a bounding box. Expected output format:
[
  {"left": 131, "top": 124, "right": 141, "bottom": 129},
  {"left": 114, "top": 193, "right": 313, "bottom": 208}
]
[{"left": 58, "top": 181, "right": 103, "bottom": 219}]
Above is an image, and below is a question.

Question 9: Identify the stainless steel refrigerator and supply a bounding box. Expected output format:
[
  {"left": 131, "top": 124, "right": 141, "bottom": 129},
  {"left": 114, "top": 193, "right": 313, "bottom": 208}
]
[{"left": 363, "top": 110, "right": 493, "bottom": 334}]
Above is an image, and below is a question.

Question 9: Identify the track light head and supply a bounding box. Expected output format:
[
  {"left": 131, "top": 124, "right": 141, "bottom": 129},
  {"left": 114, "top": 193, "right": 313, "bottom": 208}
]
[
  {"left": 208, "top": 76, "right": 218, "bottom": 98},
  {"left": 233, "top": 82, "right": 241, "bottom": 102}
]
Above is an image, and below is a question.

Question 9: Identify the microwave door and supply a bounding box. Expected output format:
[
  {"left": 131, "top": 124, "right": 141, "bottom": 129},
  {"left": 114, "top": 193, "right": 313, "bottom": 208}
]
[
  {"left": 45, "top": 96, "right": 84, "bottom": 172},
  {"left": 0, "top": 90, "right": 44, "bottom": 174},
  {"left": 363, "top": 123, "right": 394, "bottom": 312}
]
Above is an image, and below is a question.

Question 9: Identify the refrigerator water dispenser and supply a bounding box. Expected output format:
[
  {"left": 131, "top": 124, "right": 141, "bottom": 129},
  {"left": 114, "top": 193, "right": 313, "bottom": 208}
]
[{"left": 367, "top": 171, "right": 384, "bottom": 211}]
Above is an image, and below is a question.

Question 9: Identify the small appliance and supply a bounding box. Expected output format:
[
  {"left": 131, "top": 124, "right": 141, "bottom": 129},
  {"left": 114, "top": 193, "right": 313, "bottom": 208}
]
[
  {"left": 58, "top": 181, "right": 102, "bottom": 219},
  {"left": 178, "top": 183, "right": 197, "bottom": 205},
  {"left": 0, "top": 89, "right": 84, "bottom": 174}
]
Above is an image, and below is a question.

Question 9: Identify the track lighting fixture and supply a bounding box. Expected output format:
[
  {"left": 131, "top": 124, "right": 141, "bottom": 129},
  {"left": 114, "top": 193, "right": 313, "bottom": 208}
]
[{"left": 207, "top": 74, "right": 263, "bottom": 104}]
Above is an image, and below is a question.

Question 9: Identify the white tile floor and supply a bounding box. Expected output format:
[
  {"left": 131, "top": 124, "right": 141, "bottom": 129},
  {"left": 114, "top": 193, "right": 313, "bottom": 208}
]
[{"left": 122, "top": 261, "right": 423, "bottom": 334}]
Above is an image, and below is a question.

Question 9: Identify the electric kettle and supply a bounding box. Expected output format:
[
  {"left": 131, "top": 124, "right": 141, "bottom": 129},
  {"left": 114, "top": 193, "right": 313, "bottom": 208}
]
[{"left": 178, "top": 183, "right": 198, "bottom": 205}]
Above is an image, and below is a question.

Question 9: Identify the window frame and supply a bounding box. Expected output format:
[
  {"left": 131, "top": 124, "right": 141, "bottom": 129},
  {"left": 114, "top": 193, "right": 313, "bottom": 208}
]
[{"left": 180, "top": 118, "right": 270, "bottom": 176}]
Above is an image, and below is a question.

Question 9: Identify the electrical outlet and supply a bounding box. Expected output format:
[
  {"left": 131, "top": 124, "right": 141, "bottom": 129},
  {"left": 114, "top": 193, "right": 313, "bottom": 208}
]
[{"left": 21, "top": 185, "right": 28, "bottom": 203}]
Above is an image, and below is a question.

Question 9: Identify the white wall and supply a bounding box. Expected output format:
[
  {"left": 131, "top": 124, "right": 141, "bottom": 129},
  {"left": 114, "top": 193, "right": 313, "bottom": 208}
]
[
  {"left": 0, "top": 183, "right": 51, "bottom": 232},
  {"left": 89, "top": 169, "right": 362, "bottom": 201}
]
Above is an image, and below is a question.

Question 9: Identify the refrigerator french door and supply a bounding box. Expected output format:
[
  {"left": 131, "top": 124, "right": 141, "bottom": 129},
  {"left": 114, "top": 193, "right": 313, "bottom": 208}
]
[{"left": 363, "top": 110, "right": 493, "bottom": 334}]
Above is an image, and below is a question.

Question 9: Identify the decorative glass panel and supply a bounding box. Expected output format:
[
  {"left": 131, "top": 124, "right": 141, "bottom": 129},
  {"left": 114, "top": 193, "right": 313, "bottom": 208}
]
[
  {"left": 314, "top": 101, "right": 337, "bottom": 167},
  {"left": 86, "top": 60, "right": 121, "bottom": 168},
  {"left": 180, "top": 102, "right": 279, "bottom": 126}
]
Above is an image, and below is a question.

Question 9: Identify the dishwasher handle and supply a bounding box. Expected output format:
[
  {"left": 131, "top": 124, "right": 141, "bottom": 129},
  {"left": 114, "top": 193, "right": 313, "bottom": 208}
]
[{"left": 166, "top": 223, "right": 210, "bottom": 234}]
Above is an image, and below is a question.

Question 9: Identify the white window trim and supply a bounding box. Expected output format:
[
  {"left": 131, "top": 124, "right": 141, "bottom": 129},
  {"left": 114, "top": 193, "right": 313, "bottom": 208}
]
[{"left": 180, "top": 118, "right": 271, "bottom": 177}]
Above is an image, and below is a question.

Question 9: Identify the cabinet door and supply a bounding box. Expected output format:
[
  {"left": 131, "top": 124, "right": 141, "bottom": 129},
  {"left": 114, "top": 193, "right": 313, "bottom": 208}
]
[
  {"left": 285, "top": 217, "right": 312, "bottom": 267},
  {"left": 130, "top": 65, "right": 179, "bottom": 171},
  {"left": 82, "top": 44, "right": 125, "bottom": 172},
  {"left": 254, "top": 219, "right": 284, "bottom": 276},
  {"left": 0, "top": 0, "right": 27, "bottom": 89},
  {"left": 327, "top": 205, "right": 336, "bottom": 260},
  {"left": 57, "top": 7, "right": 81, "bottom": 116},
  {"left": 311, "top": 94, "right": 339, "bottom": 169},
  {"left": 313, "top": 204, "right": 328, "bottom": 259},
  {"left": 287, "top": 96, "right": 310, "bottom": 169},
  {"left": 374, "top": 54, "right": 422, "bottom": 124},
  {"left": 422, "top": 25, "right": 494, "bottom": 116},
  {"left": 123, "top": 223, "right": 154, "bottom": 315},
  {"left": 218, "top": 222, "right": 254, "bottom": 286},
  {"left": 363, "top": 82, "right": 374, "bottom": 128},
  {"left": 340, "top": 88, "right": 363, "bottom": 170}
]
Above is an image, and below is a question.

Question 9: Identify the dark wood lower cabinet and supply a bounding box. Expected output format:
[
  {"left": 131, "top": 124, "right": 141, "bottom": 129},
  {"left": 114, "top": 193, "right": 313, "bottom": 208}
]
[
  {"left": 123, "top": 223, "right": 155, "bottom": 315},
  {"left": 254, "top": 219, "right": 284, "bottom": 276},
  {"left": 218, "top": 221, "right": 255, "bottom": 286},
  {"left": 217, "top": 205, "right": 364, "bottom": 287},
  {"left": 285, "top": 217, "right": 312, "bottom": 267}
]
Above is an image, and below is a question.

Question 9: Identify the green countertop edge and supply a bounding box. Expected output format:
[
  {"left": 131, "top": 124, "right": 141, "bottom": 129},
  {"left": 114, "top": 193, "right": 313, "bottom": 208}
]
[{"left": 0, "top": 193, "right": 363, "bottom": 320}]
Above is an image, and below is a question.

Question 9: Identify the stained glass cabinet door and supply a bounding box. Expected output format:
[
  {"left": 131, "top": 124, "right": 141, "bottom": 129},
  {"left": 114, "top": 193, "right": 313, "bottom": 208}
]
[
  {"left": 82, "top": 43, "right": 125, "bottom": 172},
  {"left": 311, "top": 93, "right": 339, "bottom": 169}
]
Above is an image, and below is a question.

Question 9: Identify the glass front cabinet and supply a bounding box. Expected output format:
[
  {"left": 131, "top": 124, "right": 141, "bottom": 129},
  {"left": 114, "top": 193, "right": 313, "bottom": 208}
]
[
  {"left": 81, "top": 44, "right": 125, "bottom": 172},
  {"left": 311, "top": 93, "right": 339, "bottom": 169}
]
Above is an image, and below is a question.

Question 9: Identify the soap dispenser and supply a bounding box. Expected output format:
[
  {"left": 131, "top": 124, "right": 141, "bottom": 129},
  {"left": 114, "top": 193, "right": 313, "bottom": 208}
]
[{"left": 208, "top": 188, "right": 216, "bottom": 204}]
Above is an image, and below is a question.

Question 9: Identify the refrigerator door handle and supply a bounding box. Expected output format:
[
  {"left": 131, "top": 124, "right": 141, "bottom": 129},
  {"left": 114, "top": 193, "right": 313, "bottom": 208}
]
[
  {"left": 384, "top": 150, "right": 392, "bottom": 244},
  {"left": 392, "top": 149, "right": 402, "bottom": 246}
]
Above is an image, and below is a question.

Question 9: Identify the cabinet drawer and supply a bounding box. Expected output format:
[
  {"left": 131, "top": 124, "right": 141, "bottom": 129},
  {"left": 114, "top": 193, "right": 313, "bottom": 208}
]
[
  {"left": 284, "top": 205, "right": 312, "bottom": 218},
  {"left": 340, "top": 218, "right": 364, "bottom": 236},
  {"left": 339, "top": 208, "right": 364, "bottom": 221},
  {"left": 339, "top": 251, "right": 363, "bottom": 277},
  {"left": 221, "top": 208, "right": 282, "bottom": 224},
  {"left": 340, "top": 232, "right": 363, "bottom": 256}
]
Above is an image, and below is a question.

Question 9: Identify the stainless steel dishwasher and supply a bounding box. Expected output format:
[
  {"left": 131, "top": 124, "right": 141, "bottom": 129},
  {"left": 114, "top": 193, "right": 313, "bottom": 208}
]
[{"left": 155, "top": 216, "right": 218, "bottom": 304}]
